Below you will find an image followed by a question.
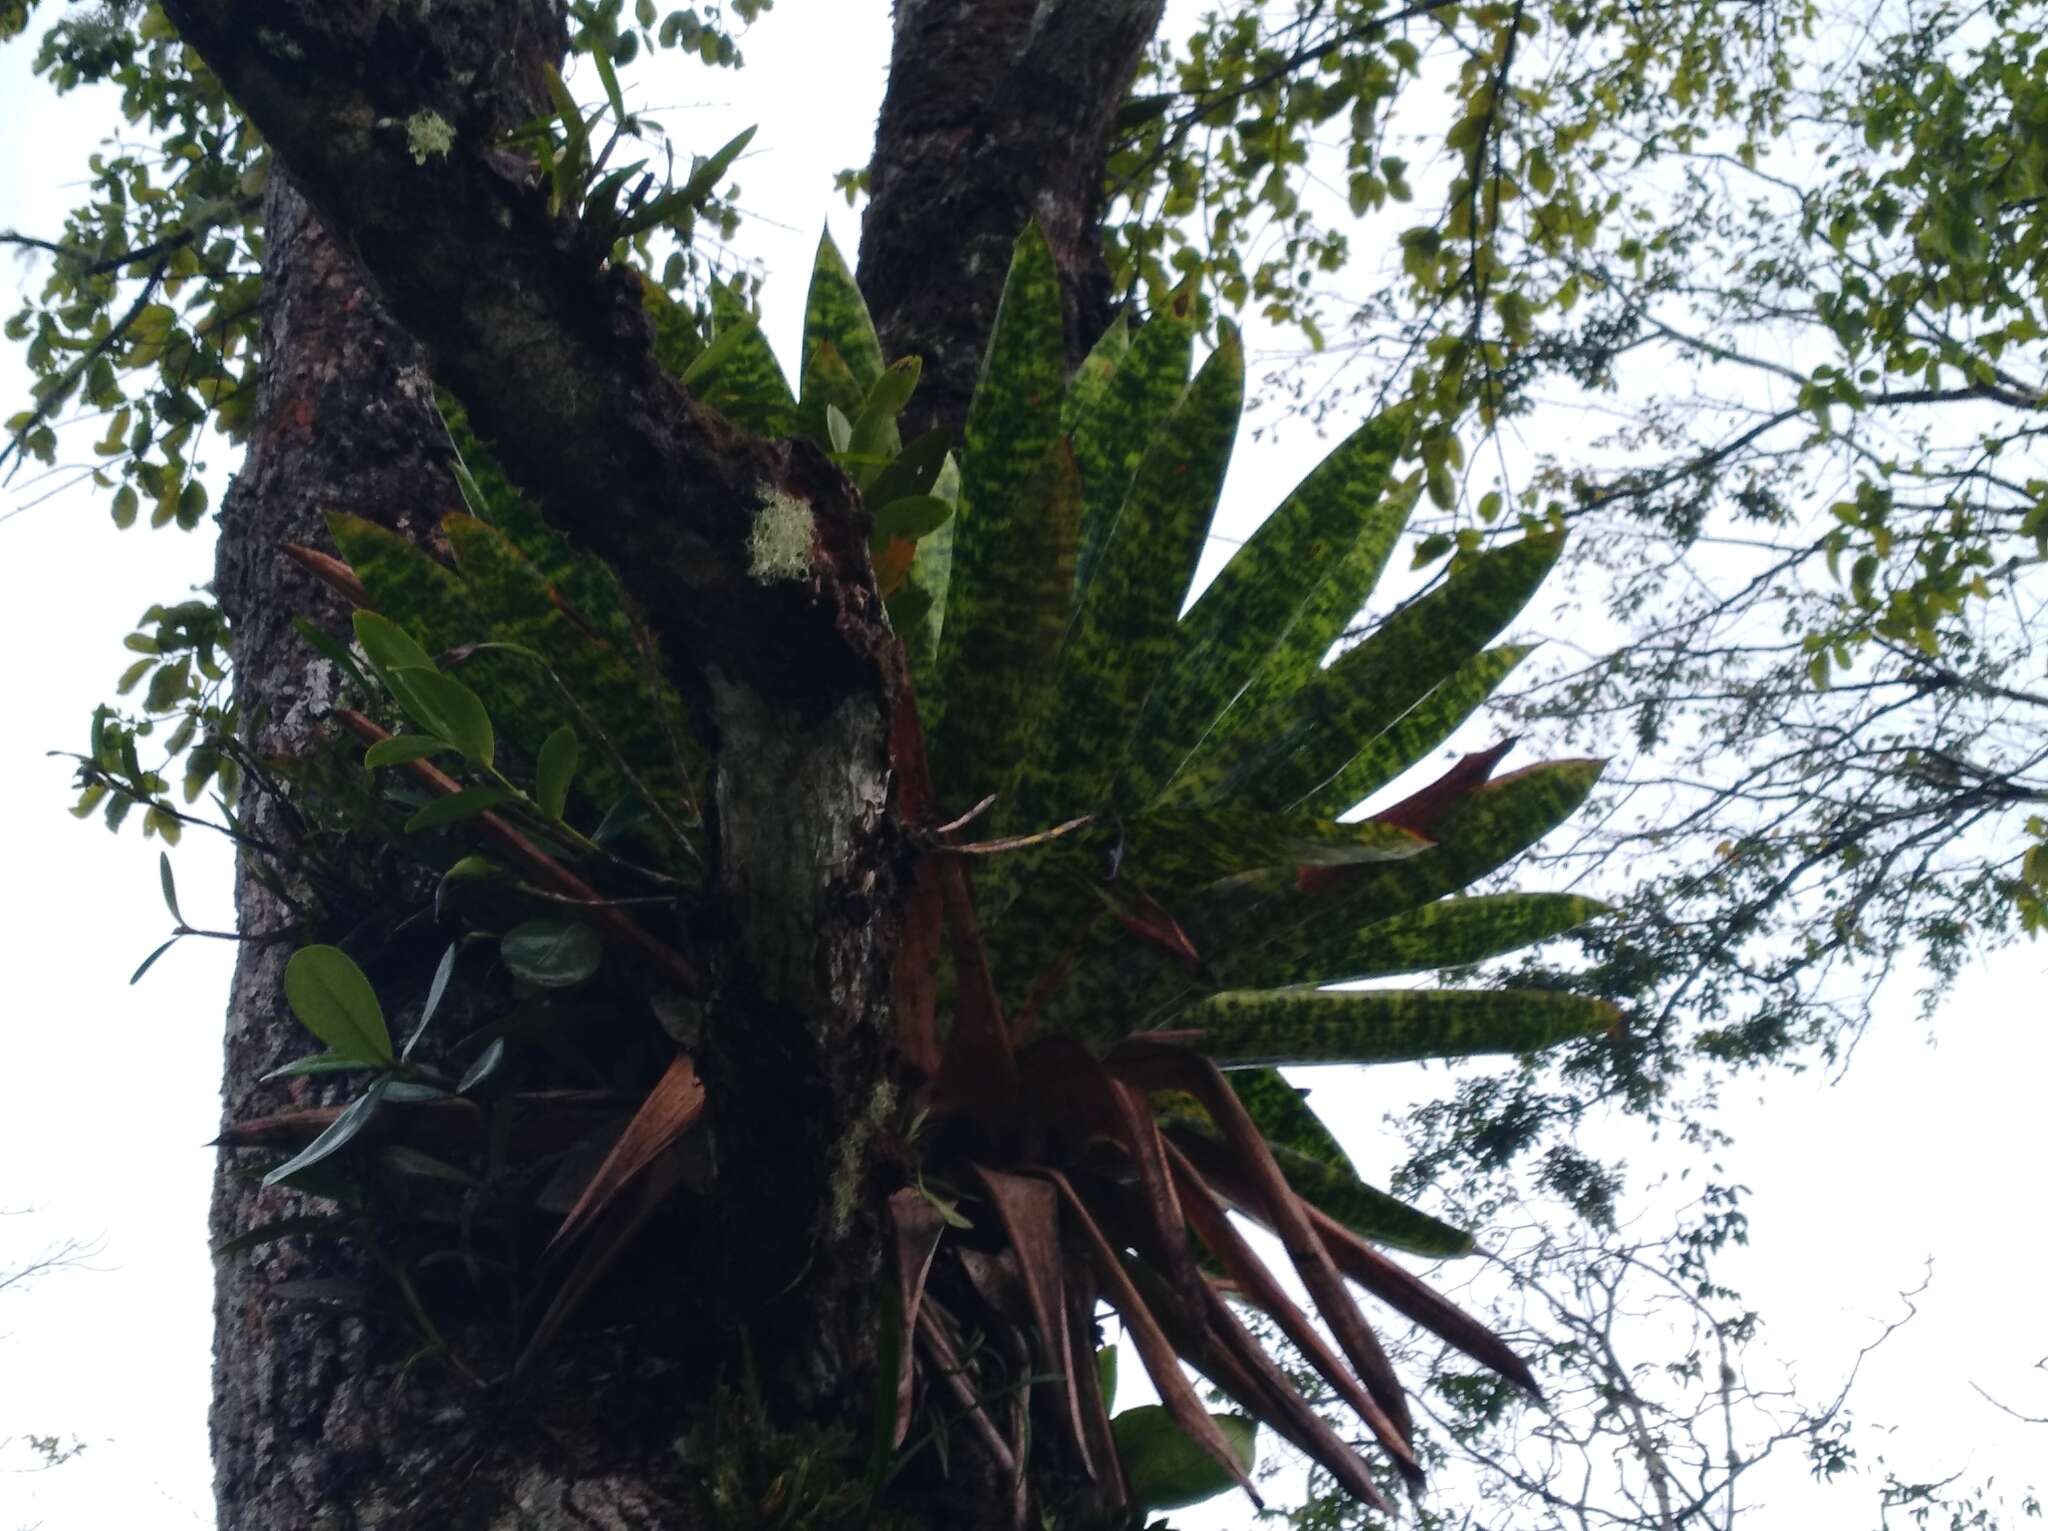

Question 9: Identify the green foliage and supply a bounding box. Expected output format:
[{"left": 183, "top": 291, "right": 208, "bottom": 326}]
[
  {"left": 1111, "top": 1405, "right": 1257, "bottom": 1513},
  {"left": 11, "top": 0, "right": 761, "bottom": 848},
  {"left": 117, "top": 219, "right": 1601, "bottom": 1517}
]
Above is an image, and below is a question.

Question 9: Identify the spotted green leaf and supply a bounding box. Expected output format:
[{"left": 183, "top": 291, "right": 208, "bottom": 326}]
[
  {"left": 440, "top": 513, "right": 698, "bottom": 812},
  {"left": 1265, "top": 1138, "right": 1473, "bottom": 1257},
  {"left": 1167, "top": 529, "right": 1564, "bottom": 812},
  {"left": 802, "top": 229, "right": 884, "bottom": 395},
  {"left": 1034, "top": 759, "right": 1602, "bottom": 1037},
  {"left": 799, "top": 338, "right": 865, "bottom": 447},
  {"left": 694, "top": 279, "right": 797, "bottom": 437},
  {"left": 1114, "top": 808, "right": 1431, "bottom": 895},
  {"left": 1225, "top": 1068, "right": 1357, "bottom": 1180},
  {"left": 1183, "top": 987, "right": 1619, "bottom": 1067},
  {"left": 1302, "top": 892, "right": 1608, "bottom": 986},
  {"left": 929, "top": 223, "right": 1069, "bottom": 809},
  {"left": 1168, "top": 1116, "right": 1472, "bottom": 1256},
  {"left": 1123, "top": 409, "right": 1412, "bottom": 806},
  {"left": 1302, "top": 644, "right": 1535, "bottom": 817},
  {"left": 1202, "top": 759, "right": 1606, "bottom": 996},
  {"left": 342, "top": 548, "right": 465, "bottom": 664},
  {"left": 1072, "top": 283, "right": 1196, "bottom": 595},
  {"left": 1062, "top": 310, "right": 1129, "bottom": 441},
  {"left": 1013, "top": 326, "right": 1243, "bottom": 824}
]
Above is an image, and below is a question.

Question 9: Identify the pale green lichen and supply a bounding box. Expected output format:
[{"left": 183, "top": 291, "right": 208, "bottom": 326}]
[
  {"left": 828, "top": 1078, "right": 896, "bottom": 1234},
  {"left": 748, "top": 488, "right": 815, "bottom": 582},
  {"left": 405, "top": 110, "right": 456, "bottom": 166}
]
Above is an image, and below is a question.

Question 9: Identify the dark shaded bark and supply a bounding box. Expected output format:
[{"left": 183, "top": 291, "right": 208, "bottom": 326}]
[{"left": 858, "top": 0, "right": 1168, "bottom": 439}]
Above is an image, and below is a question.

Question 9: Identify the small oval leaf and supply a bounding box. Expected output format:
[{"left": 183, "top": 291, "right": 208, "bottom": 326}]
[
  {"left": 405, "top": 787, "right": 513, "bottom": 834},
  {"left": 351, "top": 610, "right": 433, "bottom": 674},
  {"left": 501, "top": 920, "right": 603, "bottom": 989},
  {"left": 387, "top": 667, "right": 494, "bottom": 766},
  {"left": 283, "top": 945, "right": 395, "bottom": 1065},
  {"left": 457, "top": 1038, "right": 509, "bottom": 1096},
  {"left": 535, "top": 724, "right": 580, "bottom": 822}
]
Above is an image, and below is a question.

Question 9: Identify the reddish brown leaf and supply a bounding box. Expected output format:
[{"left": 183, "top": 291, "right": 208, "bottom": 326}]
[
  {"left": 1308, "top": 1202, "right": 1541, "bottom": 1398},
  {"left": 1042, "top": 1169, "right": 1263, "bottom": 1510},
  {"left": 281, "top": 542, "right": 370, "bottom": 607},
  {"left": 873, "top": 534, "right": 918, "bottom": 598},
  {"left": 932, "top": 851, "right": 1021, "bottom": 1131},
  {"left": 1107, "top": 1041, "right": 1414, "bottom": 1448},
  {"left": 519, "top": 1141, "right": 690, "bottom": 1370},
  {"left": 1092, "top": 877, "right": 1209, "bottom": 977},
  {"left": 892, "top": 858, "right": 945, "bottom": 1077},
  {"left": 889, "top": 1188, "right": 948, "bottom": 1449},
  {"left": 1016, "top": 1038, "right": 1201, "bottom": 1312},
  {"left": 1370, "top": 738, "right": 1517, "bottom": 835},
  {"left": 972, "top": 1166, "right": 1094, "bottom": 1478},
  {"left": 1165, "top": 1138, "right": 1419, "bottom": 1481},
  {"left": 1117, "top": 1251, "right": 1394, "bottom": 1515},
  {"left": 1064, "top": 1258, "right": 1127, "bottom": 1506},
  {"left": 544, "top": 1054, "right": 706, "bottom": 1258}
]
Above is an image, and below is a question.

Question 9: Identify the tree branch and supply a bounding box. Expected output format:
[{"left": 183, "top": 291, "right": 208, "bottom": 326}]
[{"left": 155, "top": 0, "right": 895, "bottom": 720}]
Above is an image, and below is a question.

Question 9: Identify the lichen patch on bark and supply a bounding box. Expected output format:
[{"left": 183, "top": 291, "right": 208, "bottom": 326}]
[{"left": 748, "top": 487, "right": 817, "bottom": 583}]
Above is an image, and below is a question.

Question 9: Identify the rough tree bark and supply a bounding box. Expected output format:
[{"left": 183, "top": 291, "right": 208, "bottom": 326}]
[
  {"left": 860, "top": 0, "right": 1168, "bottom": 439},
  {"left": 179, "top": 1, "right": 1161, "bottom": 1525}
]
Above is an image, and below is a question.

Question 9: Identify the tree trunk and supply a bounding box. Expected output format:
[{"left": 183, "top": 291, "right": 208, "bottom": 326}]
[
  {"left": 860, "top": 0, "right": 1167, "bottom": 438},
  {"left": 181, "top": 1, "right": 1164, "bottom": 1525}
]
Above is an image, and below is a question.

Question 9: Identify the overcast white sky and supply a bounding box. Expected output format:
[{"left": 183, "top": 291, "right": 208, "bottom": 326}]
[{"left": 2, "top": 4, "right": 2043, "bottom": 1528}]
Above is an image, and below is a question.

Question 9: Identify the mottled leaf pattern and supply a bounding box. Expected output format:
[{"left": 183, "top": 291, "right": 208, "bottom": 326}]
[
  {"left": 1062, "top": 310, "right": 1129, "bottom": 442},
  {"left": 442, "top": 514, "right": 698, "bottom": 809},
  {"left": 1012, "top": 328, "right": 1243, "bottom": 826},
  {"left": 439, "top": 394, "right": 641, "bottom": 652},
  {"left": 1166, "top": 530, "right": 1564, "bottom": 812},
  {"left": 1303, "top": 644, "right": 1536, "bottom": 817},
  {"left": 1168, "top": 1122, "right": 1472, "bottom": 1258},
  {"left": 798, "top": 338, "right": 865, "bottom": 446},
  {"left": 929, "top": 224, "right": 1070, "bottom": 811},
  {"left": 1072, "top": 284, "right": 1196, "bottom": 595},
  {"left": 325, "top": 513, "right": 482, "bottom": 657},
  {"left": 1297, "top": 892, "right": 1609, "bottom": 986},
  {"left": 1183, "top": 987, "right": 1619, "bottom": 1067},
  {"left": 802, "top": 229, "right": 884, "bottom": 395},
  {"left": 1125, "top": 409, "right": 1412, "bottom": 805},
  {"left": 694, "top": 279, "right": 798, "bottom": 437},
  {"left": 1223, "top": 1069, "right": 1357, "bottom": 1180},
  {"left": 1031, "top": 759, "right": 1603, "bottom": 1037}
]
